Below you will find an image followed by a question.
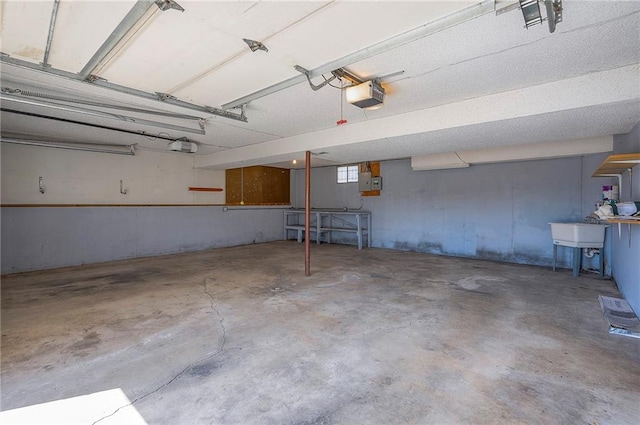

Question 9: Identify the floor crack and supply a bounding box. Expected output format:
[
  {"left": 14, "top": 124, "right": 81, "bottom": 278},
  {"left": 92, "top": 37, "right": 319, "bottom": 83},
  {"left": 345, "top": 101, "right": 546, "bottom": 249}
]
[
  {"left": 203, "top": 275, "right": 227, "bottom": 353},
  {"left": 91, "top": 274, "right": 227, "bottom": 425}
]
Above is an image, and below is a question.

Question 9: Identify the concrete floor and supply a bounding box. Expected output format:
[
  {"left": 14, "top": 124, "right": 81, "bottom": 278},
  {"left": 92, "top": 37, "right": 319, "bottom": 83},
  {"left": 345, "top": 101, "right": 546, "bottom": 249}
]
[{"left": 1, "top": 241, "right": 639, "bottom": 424}]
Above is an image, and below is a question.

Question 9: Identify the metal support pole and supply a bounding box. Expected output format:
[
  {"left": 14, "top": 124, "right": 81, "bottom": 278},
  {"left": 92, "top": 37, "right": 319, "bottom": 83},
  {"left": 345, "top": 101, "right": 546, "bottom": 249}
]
[{"left": 305, "top": 150, "right": 311, "bottom": 276}]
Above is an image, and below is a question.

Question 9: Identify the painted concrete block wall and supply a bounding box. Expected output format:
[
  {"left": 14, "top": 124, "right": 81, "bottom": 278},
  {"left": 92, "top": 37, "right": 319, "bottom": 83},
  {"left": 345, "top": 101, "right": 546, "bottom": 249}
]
[
  {"left": 292, "top": 153, "right": 610, "bottom": 270},
  {"left": 1, "top": 143, "right": 225, "bottom": 204},
  {"left": 1, "top": 144, "right": 286, "bottom": 273},
  {"left": 1, "top": 206, "right": 287, "bottom": 274},
  {"left": 611, "top": 122, "right": 640, "bottom": 314}
]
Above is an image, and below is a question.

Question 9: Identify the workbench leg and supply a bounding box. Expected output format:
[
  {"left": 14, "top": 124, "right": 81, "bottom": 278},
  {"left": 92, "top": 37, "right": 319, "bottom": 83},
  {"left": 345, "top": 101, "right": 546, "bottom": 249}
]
[
  {"left": 283, "top": 213, "right": 287, "bottom": 240},
  {"left": 356, "top": 214, "right": 362, "bottom": 250},
  {"left": 553, "top": 244, "right": 557, "bottom": 271}
]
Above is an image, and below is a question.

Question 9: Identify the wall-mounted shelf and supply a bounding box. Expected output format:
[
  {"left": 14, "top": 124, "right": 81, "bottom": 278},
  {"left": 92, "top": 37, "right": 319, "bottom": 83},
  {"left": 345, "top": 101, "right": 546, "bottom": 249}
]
[
  {"left": 604, "top": 216, "right": 638, "bottom": 247},
  {"left": 592, "top": 153, "right": 640, "bottom": 177},
  {"left": 603, "top": 217, "right": 640, "bottom": 225}
]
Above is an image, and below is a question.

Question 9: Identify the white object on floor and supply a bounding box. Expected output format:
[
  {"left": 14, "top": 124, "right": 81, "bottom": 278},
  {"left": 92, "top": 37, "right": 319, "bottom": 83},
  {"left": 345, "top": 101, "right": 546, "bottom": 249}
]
[{"left": 0, "top": 388, "right": 147, "bottom": 424}]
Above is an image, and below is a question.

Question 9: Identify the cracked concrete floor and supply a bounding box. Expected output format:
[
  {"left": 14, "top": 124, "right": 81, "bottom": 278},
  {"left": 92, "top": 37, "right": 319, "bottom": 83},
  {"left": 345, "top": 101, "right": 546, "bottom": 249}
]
[{"left": 1, "top": 241, "right": 639, "bottom": 424}]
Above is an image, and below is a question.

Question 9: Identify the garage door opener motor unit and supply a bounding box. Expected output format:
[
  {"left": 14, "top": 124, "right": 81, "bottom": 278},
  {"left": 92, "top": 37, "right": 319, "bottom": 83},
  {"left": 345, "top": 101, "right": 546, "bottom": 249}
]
[{"left": 170, "top": 140, "right": 198, "bottom": 153}]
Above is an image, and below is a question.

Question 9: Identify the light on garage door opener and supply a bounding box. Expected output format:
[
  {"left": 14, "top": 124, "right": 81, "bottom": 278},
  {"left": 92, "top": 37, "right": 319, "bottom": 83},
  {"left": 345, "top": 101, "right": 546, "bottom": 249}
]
[{"left": 345, "top": 80, "right": 385, "bottom": 110}]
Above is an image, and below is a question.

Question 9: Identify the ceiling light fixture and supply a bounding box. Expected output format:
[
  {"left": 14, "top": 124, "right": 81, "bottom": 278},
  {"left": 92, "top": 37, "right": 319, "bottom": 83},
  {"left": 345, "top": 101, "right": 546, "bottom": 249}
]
[
  {"left": 1, "top": 137, "right": 136, "bottom": 156},
  {"left": 345, "top": 80, "right": 385, "bottom": 110}
]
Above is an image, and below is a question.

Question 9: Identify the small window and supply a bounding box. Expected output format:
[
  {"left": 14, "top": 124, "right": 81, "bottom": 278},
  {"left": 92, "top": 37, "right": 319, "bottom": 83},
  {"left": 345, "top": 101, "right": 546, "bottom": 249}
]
[{"left": 337, "top": 165, "right": 359, "bottom": 183}]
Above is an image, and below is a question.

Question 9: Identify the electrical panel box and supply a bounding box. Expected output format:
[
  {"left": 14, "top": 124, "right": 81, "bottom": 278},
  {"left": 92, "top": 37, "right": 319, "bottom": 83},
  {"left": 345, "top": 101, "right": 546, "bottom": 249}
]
[
  {"left": 371, "top": 176, "right": 382, "bottom": 190},
  {"left": 359, "top": 172, "right": 371, "bottom": 191}
]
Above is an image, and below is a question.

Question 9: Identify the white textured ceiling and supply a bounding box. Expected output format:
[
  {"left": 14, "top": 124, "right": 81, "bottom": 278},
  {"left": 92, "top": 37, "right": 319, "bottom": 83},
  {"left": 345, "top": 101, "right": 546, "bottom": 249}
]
[{"left": 1, "top": 0, "right": 639, "bottom": 169}]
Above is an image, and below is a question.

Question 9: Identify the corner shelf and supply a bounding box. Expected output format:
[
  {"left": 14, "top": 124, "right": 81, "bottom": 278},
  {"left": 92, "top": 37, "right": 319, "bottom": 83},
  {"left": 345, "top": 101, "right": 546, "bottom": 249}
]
[{"left": 592, "top": 153, "right": 640, "bottom": 177}]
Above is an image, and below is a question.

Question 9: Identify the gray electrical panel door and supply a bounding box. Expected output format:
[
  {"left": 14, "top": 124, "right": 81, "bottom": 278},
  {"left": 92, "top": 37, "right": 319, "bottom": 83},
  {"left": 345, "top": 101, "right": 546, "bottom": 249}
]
[{"left": 359, "top": 172, "right": 371, "bottom": 191}]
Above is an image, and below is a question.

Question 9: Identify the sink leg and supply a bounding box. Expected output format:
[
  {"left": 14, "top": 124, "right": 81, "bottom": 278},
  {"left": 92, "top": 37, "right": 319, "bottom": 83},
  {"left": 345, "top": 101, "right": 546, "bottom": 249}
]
[
  {"left": 572, "top": 247, "right": 580, "bottom": 277},
  {"left": 553, "top": 244, "right": 557, "bottom": 272},
  {"left": 599, "top": 248, "right": 604, "bottom": 277}
]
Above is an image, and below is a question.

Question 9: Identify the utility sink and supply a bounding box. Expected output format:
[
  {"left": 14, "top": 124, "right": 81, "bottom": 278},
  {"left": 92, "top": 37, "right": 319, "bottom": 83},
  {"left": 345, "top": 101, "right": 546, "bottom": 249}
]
[{"left": 549, "top": 223, "right": 608, "bottom": 248}]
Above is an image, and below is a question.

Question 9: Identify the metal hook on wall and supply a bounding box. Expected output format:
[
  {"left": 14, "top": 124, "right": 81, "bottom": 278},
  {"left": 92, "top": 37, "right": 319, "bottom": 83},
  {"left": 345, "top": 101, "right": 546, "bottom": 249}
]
[
  {"left": 39, "top": 176, "right": 45, "bottom": 193},
  {"left": 120, "top": 179, "right": 128, "bottom": 195}
]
